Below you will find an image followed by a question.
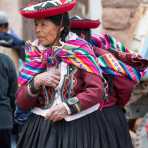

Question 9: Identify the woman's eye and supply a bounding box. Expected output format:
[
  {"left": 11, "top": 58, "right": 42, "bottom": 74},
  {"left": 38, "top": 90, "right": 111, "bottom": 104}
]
[
  {"left": 34, "top": 23, "right": 38, "bottom": 26},
  {"left": 35, "top": 22, "right": 46, "bottom": 27},
  {"left": 39, "top": 23, "right": 47, "bottom": 27},
  {"left": 42, "top": 23, "right": 46, "bottom": 26}
]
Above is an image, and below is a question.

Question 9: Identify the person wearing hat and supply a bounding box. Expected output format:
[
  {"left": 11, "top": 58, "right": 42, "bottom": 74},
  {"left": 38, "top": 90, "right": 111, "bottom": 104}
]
[
  {"left": 70, "top": 15, "right": 148, "bottom": 105},
  {"left": 70, "top": 15, "right": 101, "bottom": 41},
  {"left": 70, "top": 16, "right": 148, "bottom": 147},
  {"left": 0, "top": 11, "right": 25, "bottom": 61},
  {"left": 15, "top": 1, "right": 143, "bottom": 148},
  {"left": 70, "top": 15, "right": 148, "bottom": 66}
]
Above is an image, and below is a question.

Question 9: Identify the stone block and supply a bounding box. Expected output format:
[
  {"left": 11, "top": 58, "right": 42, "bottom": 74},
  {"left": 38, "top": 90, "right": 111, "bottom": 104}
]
[
  {"left": 102, "top": 0, "right": 141, "bottom": 8},
  {"left": 103, "top": 8, "right": 132, "bottom": 30}
]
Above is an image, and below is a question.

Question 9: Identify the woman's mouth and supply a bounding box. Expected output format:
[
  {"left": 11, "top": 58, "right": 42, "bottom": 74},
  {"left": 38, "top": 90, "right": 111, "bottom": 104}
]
[{"left": 38, "top": 37, "right": 45, "bottom": 42}]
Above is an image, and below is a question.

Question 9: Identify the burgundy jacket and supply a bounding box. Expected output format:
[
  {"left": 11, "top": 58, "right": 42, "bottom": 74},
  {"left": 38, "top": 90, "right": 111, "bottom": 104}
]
[{"left": 16, "top": 62, "right": 136, "bottom": 112}]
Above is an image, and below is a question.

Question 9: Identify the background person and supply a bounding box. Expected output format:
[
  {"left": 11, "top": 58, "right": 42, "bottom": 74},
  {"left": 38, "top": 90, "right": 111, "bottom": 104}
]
[{"left": 0, "top": 53, "right": 17, "bottom": 148}]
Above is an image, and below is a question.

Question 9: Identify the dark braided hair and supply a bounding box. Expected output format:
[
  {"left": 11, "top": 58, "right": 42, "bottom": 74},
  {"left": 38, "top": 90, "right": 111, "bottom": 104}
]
[{"left": 70, "top": 28, "right": 91, "bottom": 41}]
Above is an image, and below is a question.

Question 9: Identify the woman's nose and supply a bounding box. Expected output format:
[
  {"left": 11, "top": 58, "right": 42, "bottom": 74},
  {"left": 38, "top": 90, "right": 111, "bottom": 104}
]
[{"left": 35, "top": 24, "right": 42, "bottom": 33}]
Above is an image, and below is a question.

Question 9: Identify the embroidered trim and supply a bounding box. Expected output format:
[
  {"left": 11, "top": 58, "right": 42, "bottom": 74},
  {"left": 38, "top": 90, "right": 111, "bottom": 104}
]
[
  {"left": 63, "top": 102, "right": 71, "bottom": 115},
  {"left": 61, "top": 64, "right": 77, "bottom": 100},
  {"left": 65, "top": 97, "right": 81, "bottom": 114}
]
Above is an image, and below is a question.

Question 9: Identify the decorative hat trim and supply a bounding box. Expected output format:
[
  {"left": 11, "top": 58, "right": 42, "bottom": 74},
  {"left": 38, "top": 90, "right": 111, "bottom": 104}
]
[{"left": 20, "top": 0, "right": 76, "bottom": 19}]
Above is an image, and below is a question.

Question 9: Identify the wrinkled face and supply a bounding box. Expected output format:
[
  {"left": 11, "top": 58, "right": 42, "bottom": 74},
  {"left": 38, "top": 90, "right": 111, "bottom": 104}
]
[{"left": 34, "top": 19, "right": 60, "bottom": 46}]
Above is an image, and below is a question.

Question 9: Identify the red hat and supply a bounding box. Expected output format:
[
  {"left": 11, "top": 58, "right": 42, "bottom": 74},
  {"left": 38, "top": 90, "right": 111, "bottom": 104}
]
[
  {"left": 70, "top": 16, "right": 100, "bottom": 29},
  {"left": 19, "top": 0, "right": 77, "bottom": 19}
]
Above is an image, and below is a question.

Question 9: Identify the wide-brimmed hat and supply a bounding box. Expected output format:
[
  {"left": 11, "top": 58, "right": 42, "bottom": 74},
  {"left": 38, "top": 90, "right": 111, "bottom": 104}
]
[
  {"left": 70, "top": 15, "right": 100, "bottom": 29},
  {"left": 19, "top": 0, "right": 76, "bottom": 19}
]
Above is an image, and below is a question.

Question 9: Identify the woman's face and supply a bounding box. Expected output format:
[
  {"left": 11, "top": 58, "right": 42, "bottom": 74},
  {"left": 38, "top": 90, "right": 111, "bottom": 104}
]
[{"left": 35, "top": 19, "right": 60, "bottom": 46}]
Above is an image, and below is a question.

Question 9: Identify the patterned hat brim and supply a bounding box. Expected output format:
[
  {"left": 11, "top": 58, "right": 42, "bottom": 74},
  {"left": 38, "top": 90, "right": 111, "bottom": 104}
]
[
  {"left": 19, "top": 0, "right": 76, "bottom": 19},
  {"left": 70, "top": 19, "right": 100, "bottom": 29}
]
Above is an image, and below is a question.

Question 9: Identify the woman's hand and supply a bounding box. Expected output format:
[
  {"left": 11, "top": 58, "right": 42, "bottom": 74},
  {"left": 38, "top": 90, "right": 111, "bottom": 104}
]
[
  {"left": 34, "top": 67, "right": 60, "bottom": 89},
  {"left": 45, "top": 103, "right": 68, "bottom": 122}
]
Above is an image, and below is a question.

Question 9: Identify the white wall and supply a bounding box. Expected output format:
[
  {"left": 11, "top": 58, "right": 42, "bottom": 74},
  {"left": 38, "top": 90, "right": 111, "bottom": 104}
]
[{"left": 88, "top": 0, "right": 103, "bottom": 34}]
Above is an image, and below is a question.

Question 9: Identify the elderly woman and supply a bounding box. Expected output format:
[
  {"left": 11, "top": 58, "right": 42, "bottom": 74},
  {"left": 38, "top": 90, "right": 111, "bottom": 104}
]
[{"left": 16, "top": 1, "right": 135, "bottom": 148}]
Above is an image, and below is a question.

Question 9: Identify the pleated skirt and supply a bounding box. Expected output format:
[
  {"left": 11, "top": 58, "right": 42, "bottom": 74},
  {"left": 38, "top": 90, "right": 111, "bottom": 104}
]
[{"left": 17, "top": 105, "right": 133, "bottom": 148}]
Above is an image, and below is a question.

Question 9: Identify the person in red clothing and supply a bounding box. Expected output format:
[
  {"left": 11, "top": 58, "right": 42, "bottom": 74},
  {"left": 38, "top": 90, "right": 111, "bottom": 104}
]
[
  {"left": 70, "top": 15, "right": 148, "bottom": 106},
  {"left": 15, "top": 1, "right": 146, "bottom": 148}
]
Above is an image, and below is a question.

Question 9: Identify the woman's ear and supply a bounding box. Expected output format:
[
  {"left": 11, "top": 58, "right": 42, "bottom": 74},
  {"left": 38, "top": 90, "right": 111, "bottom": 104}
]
[{"left": 59, "top": 27, "right": 64, "bottom": 32}]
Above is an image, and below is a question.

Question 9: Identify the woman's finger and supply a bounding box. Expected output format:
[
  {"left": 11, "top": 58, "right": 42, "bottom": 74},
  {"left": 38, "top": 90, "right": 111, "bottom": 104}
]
[
  {"left": 49, "top": 111, "right": 64, "bottom": 122},
  {"left": 45, "top": 108, "right": 55, "bottom": 118},
  {"left": 51, "top": 74, "right": 60, "bottom": 81},
  {"left": 52, "top": 116, "right": 63, "bottom": 122},
  {"left": 43, "top": 75, "right": 60, "bottom": 86},
  {"left": 44, "top": 79, "right": 59, "bottom": 87}
]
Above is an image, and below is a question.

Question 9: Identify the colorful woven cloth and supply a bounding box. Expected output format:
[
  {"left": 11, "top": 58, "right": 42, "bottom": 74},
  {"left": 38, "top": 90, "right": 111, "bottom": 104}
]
[
  {"left": 18, "top": 33, "right": 147, "bottom": 86},
  {"left": 97, "top": 53, "right": 141, "bottom": 81},
  {"left": 18, "top": 38, "right": 102, "bottom": 86},
  {"left": 56, "top": 39, "right": 101, "bottom": 75},
  {"left": 90, "top": 33, "right": 129, "bottom": 53},
  {"left": 90, "top": 33, "right": 146, "bottom": 81}
]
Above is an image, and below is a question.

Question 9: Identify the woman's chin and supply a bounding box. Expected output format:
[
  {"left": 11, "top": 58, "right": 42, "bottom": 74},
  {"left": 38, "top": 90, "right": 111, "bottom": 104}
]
[{"left": 39, "top": 40, "right": 50, "bottom": 47}]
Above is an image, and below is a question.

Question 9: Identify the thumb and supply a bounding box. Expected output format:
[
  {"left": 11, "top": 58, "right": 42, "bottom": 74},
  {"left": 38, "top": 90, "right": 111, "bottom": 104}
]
[{"left": 45, "top": 108, "right": 54, "bottom": 118}]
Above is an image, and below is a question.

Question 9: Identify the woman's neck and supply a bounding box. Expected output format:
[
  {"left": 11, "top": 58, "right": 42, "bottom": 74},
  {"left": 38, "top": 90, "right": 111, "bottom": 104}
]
[
  {"left": 44, "top": 40, "right": 61, "bottom": 48},
  {"left": 53, "top": 41, "right": 61, "bottom": 47}
]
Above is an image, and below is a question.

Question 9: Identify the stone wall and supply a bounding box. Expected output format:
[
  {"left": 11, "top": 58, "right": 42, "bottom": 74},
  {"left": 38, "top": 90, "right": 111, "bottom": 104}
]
[{"left": 102, "top": 0, "right": 142, "bottom": 48}]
